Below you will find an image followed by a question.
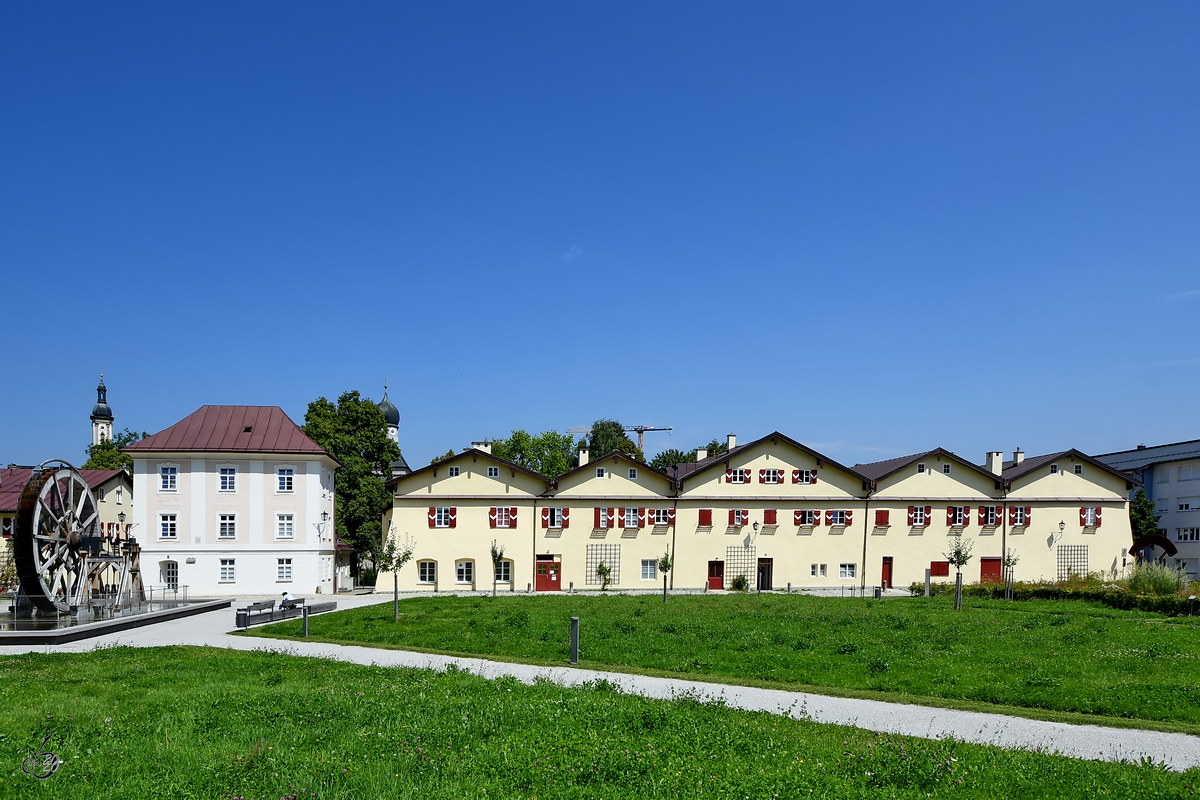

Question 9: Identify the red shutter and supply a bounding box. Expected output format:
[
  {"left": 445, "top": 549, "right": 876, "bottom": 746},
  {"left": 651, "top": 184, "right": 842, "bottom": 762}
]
[
  {"left": 637, "top": 508, "right": 646, "bottom": 528},
  {"left": 794, "top": 509, "right": 803, "bottom": 525},
  {"left": 811, "top": 472, "right": 818, "bottom": 484},
  {"left": 594, "top": 507, "right": 602, "bottom": 528},
  {"left": 759, "top": 469, "right": 766, "bottom": 483},
  {"left": 946, "top": 507, "right": 955, "bottom": 525},
  {"left": 449, "top": 508, "right": 457, "bottom": 528},
  {"left": 907, "top": 506, "right": 914, "bottom": 526},
  {"left": 825, "top": 509, "right": 833, "bottom": 525},
  {"left": 699, "top": 508, "right": 712, "bottom": 526},
  {"left": 1079, "top": 506, "right": 1087, "bottom": 526},
  {"left": 563, "top": 508, "right": 570, "bottom": 529},
  {"left": 845, "top": 509, "right": 853, "bottom": 526},
  {"left": 963, "top": 507, "right": 971, "bottom": 527},
  {"left": 616, "top": 508, "right": 625, "bottom": 528},
  {"left": 1023, "top": 506, "right": 1031, "bottom": 526},
  {"left": 1095, "top": 507, "right": 1102, "bottom": 527},
  {"left": 541, "top": 507, "right": 550, "bottom": 529},
  {"left": 875, "top": 509, "right": 888, "bottom": 526},
  {"left": 978, "top": 506, "right": 987, "bottom": 525},
  {"left": 667, "top": 508, "right": 675, "bottom": 525},
  {"left": 792, "top": 469, "right": 800, "bottom": 484},
  {"left": 608, "top": 508, "right": 616, "bottom": 529},
  {"left": 924, "top": 506, "right": 932, "bottom": 523},
  {"left": 743, "top": 509, "right": 749, "bottom": 525},
  {"left": 428, "top": 507, "right": 436, "bottom": 528},
  {"left": 726, "top": 469, "right": 733, "bottom": 482},
  {"left": 764, "top": 509, "right": 777, "bottom": 525},
  {"left": 489, "top": 507, "right": 497, "bottom": 529},
  {"left": 510, "top": 508, "right": 518, "bottom": 528},
  {"left": 728, "top": 509, "right": 736, "bottom": 525}
]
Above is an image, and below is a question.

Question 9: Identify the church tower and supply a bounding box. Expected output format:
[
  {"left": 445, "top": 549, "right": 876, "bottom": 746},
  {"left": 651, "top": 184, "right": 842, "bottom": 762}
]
[
  {"left": 91, "top": 374, "right": 114, "bottom": 446},
  {"left": 378, "top": 382, "right": 400, "bottom": 445}
]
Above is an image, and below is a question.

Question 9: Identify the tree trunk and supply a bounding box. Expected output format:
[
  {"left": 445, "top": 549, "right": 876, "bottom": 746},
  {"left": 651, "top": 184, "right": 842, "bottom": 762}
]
[
  {"left": 393, "top": 572, "right": 399, "bottom": 622},
  {"left": 954, "top": 571, "right": 963, "bottom": 611},
  {"left": 662, "top": 574, "right": 668, "bottom": 603}
]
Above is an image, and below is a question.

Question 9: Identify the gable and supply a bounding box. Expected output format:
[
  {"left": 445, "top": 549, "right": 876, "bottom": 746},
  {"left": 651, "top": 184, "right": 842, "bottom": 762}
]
[
  {"left": 391, "top": 450, "right": 548, "bottom": 498},
  {"left": 552, "top": 453, "right": 673, "bottom": 497},
  {"left": 678, "top": 435, "right": 865, "bottom": 498}
]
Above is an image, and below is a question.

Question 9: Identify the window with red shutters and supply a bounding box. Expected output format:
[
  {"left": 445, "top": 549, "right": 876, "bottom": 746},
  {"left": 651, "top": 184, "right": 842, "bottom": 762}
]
[
  {"left": 760, "top": 469, "right": 783, "bottom": 484},
  {"left": 562, "top": 508, "right": 570, "bottom": 529},
  {"left": 875, "top": 509, "right": 890, "bottom": 526},
  {"left": 541, "top": 507, "right": 551, "bottom": 529},
  {"left": 930, "top": 561, "right": 950, "bottom": 577},
  {"left": 699, "top": 508, "right": 713, "bottom": 526},
  {"left": 792, "top": 469, "right": 817, "bottom": 484},
  {"left": 764, "top": 509, "right": 777, "bottom": 525},
  {"left": 428, "top": 507, "right": 437, "bottom": 528},
  {"left": 726, "top": 469, "right": 749, "bottom": 484}
]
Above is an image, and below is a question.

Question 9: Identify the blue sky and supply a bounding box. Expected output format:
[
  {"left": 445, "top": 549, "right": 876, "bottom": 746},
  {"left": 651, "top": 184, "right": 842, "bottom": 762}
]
[{"left": 3, "top": 1, "right": 1198, "bottom": 471}]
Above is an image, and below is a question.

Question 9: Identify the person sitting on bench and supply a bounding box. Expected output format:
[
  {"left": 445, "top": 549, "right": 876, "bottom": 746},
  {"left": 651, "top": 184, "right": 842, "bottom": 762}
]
[{"left": 281, "top": 591, "right": 299, "bottom": 610}]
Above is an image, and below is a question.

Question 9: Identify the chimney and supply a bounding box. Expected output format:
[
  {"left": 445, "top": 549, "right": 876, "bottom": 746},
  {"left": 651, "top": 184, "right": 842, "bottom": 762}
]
[
  {"left": 1137, "top": 444, "right": 1146, "bottom": 450},
  {"left": 577, "top": 447, "right": 589, "bottom": 466},
  {"left": 985, "top": 451, "right": 1004, "bottom": 475},
  {"left": 695, "top": 448, "right": 708, "bottom": 461},
  {"left": 471, "top": 440, "right": 491, "bottom": 454},
  {"left": 726, "top": 433, "right": 737, "bottom": 451},
  {"left": 1013, "top": 449, "right": 1024, "bottom": 465}
]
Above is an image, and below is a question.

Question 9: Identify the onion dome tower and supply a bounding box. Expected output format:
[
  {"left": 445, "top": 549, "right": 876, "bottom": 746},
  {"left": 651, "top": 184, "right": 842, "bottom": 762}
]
[{"left": 91, "top": 374, "right": 114, "bottom": 446}]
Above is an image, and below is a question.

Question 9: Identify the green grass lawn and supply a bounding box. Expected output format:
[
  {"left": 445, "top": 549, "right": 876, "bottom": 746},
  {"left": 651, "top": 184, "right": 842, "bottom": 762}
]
[
  {"left": 0, "top": 646, "right": 1194, "bottom": 799},
  {"left": 250, "top": 593, "right": 1200, "bottom": 731}
]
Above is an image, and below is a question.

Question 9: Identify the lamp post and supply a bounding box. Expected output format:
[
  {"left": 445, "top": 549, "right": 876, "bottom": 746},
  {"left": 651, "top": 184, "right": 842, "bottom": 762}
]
[{"left": 753, "top": 522, "right": 760, "bottom": 592}]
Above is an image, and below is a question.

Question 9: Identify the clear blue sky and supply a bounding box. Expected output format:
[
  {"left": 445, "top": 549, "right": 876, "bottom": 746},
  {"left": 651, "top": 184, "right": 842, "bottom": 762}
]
[{"left": 3, "top": 2, "right": 1197, "bottom": 471}]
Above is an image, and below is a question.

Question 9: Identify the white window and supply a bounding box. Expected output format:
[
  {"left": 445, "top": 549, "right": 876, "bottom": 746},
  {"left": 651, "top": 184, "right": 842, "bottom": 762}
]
[
  {"left": 278, "top": 558, "right": 292, "bottom": 581},
  {"left": 1050, "top": 464, "right": 1059, "bottom": 474},
  {"left": 763, "top": 469, "right": 782, "bottom": 484},
  {"left": 220, "top": 559, "right": 235, "bottom": 582},
  {"left": 1157, "top": 469, "right": 1170, "bottom": 483},
  {"left": 219, "top": 467, "right": 236, "bottom": 491},
  {"left": 917, "top": 463, "right": 926, "bottom": 474},
  {"left": 160, "top": 514, "right": 177, "bottom": 539},
  {"left": 418, "top": 561, "right": 437, "bottom": 583},
  {"left": 829, "top": 510, "right": 847, "bottom": 526},
  {"left": 596, "top": 467, "right": 607, "bottom": 479},
  {"left": 163, "top": 561, "right": 178, "bottom": 589},
  {"left": 1013, "top": 506, "right": 1027, "bottom": 526},
  {"left": 949, "top": 506, "right": 965, "bottom": 526},
  {"left": 1177, "top": 528, "right": 1200, "bottom": 542},
  {"left": 797, "top": 509, "right": 817, "bottom": 526},
  {"left": 548, "top": 508, "right": 563, "bottom": 528},
  {"left": 116, "top": 486, "right": 123, "bottom": 504},
  {"left": 727, "top": 469, "right": 749, "bottom": 484},
  {"left": 599, "top": 507, "right": 611, "bottom": 528},
  {"left": 624, "top": 508, "right": 638, "bottom": 528},
  {"left": 277, "top": 468, "right": 294, "bottom": 492},
  {"left": 219, "top": 514, "right": 236, "bottom": 539},
  {"left": 641, "top": 559, "right": 657, "bottom": 580},
  {"left": 811, "top": 563, "right": 818, "bottom": 577},
  {"left": 819, "top": 564, "right": 827, "bottom": 577},
  {"left": 912, "top": 506, "right": 927, "bottom": 526},
  {"left": 733, "top": 509, "right": 747, "bottom": 526},
  {"left": 160, "top": 466, "right": 177, "bottom": 490},
  {"left": 652, "top": 509, "right": 671, "bottom": 525},
  {"left": 487, "top": 466, "right": 500, "bottom": 478},
  {"left": 277, "top": 514, "right": 294, "bottom": 539},
  {"left": 983, "top": 506, "right": 999, "bottom": 526},
  {"left": 1181, "top": 465, "right": 1200, "bottom": 481},
  {"left": 448, "top": 466, "right": 460, "bottom": 477},
  {"left": 798, "top": 470, "right": 817, "bottom": 484},
  {"left": 97, "top": 487, "right": 106, "bottom": 501},
  {"left": 628, "top": 468, "right": 638, "bottom": 480},
  {"left": 1179, "top": 499, "right": 1197, "bottom": 512},
  {"left": 435, "top": 507, "right": 452, "bottom": 527},
  {"left": 942, "top": 464, "right": 952, "bottom": 475},
  {"left": 839, "top": 563, "right": 857, "bottom": 579},
  {"left": 456, "top": 560, "right": 473, "bottom": 583},
  {"left": 495, "top": 507, "right": 513, "bottom": 528},
  {"left": 494, "top": 560, "right": 511, "bottom": 583},
  {"left": 1084, "top": 507, "right": 1098, "bottom": 527},
  {"left": 1074, "top": 464, "right": 1083, "bottom": 475}
]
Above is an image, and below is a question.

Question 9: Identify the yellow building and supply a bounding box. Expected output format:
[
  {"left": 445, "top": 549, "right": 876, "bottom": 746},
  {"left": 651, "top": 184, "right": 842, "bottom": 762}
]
[{"left": 378, "top": 433, "right": 1138, "bottom": 593}]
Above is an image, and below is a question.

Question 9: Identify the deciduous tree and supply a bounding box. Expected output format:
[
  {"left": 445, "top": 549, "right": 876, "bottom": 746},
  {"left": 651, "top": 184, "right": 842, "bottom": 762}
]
[
  {"left": 491, "top": 430, "right": 578, "bottom": 477},
  {"left": 649, "top": 448, "right": 694, "bottom": 473},
  {"left": 1129, "top": 488, "right": 1160, "bottom": 540},
  {"left": 587, "top": 420, "right": 643, "bottom": 462},
  {"left": 85, "top": 428, "right": 148, "bottom": 471}
]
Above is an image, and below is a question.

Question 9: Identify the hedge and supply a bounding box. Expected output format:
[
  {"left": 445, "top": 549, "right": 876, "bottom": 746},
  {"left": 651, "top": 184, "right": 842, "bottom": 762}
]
[{"left": 906, "top": 581, "right": 1197, "bottom": 616}]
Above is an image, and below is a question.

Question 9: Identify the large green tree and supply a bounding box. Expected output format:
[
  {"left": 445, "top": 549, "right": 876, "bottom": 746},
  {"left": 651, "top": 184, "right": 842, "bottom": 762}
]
[
  {"left": 83, "top": 428, "right": 148, "bottom": 471},
  {"left": 649, "top": 448, "right": 695, "bottom": 473},
  {"left": 587, "top": 419, "right": 643, "bottom": 462},
  {"left": 1129, "top": 487, "right": 1160, "bottom": 540},
  {"left": 491, "top": 430, "right": 579, "bottom": 477},
  {"left": 301, "top": 391, "right": 401, "bottom": 563}
]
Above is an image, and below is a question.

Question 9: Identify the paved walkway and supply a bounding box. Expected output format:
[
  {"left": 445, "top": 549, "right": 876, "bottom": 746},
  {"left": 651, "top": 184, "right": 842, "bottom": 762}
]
[{"left": 2, "top": 594, "right": 1197, "bottom": 772}]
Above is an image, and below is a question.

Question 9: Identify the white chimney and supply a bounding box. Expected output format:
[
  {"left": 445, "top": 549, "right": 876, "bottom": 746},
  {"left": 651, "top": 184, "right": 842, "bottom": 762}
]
[
  {"left": 1013, "top": 449, "right": 1024, "bottom": 465},
  {"left": 726, "top": 433, "right": 737, "bottom": 451},
  {"left": 985, "top": 451, "right": 1003, "bottom": 475},
  {"left": 577, "top": 447, "right": 589, "bottom": 466},
  {"left": 471, "top": 440, "right": 492, "bottom": 454},
  {"left": 695, "top": 448, "right": 708, "bottom": 461}
]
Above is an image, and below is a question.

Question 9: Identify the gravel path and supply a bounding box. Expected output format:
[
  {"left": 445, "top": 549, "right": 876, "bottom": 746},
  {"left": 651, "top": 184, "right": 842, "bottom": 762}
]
[{"left": 2, "top": 594, "right": 1197, "bottom": 772}]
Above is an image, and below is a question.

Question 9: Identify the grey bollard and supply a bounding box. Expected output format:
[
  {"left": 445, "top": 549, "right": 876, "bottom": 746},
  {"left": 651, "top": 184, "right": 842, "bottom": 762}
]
[
  {"left": 570, "top": 616, "right": 580, "bottom": 665},
  {"left": 925, "top": 569, "right": 931, "bottom": 597},
  {"left": 787, "top": 582, "right": 791, "bottom": 593},
  {"left": 303, "top": 605, "right": 310, "bottom": 638},
  {"left": 569, "top": 581, "right": 574, "bottom": 594}
]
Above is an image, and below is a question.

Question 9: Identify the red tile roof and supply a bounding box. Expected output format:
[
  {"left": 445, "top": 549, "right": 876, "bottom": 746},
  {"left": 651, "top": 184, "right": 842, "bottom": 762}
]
[
  {"left": 124, "top": 406, "right": 330, "bottom": 456},
  {"left": 82, "top": 469, "right": 127, "bottom": 489},
  {"left": 0, "top": 468, "right": 33, "bottom": 513}
]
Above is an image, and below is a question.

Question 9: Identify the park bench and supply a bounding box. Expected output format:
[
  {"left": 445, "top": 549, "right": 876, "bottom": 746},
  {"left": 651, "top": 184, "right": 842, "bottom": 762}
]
[{"left": 235, "top": 598, "right": 337, "bottom": 628}]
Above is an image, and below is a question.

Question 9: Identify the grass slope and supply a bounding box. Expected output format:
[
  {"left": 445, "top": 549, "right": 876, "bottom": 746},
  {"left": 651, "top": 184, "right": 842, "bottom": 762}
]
[
  {"left": 251, "top": 593, "right": 1200, "bottom": 729},
  {"left": 0, "top": 646, "right": 1194, "bottom": 799}
]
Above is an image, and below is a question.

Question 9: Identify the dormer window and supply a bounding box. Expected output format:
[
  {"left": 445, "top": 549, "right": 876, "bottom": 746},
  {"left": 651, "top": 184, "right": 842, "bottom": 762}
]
[
  {"left": 917, "top": 463, "right": 927, "bottom": 474},
  {"left": 487, "top": 466, "right": 499, "bottom": 478},
  {"left": 1050, "top": 464, "right": 1059, "bottom": 474},
  {"left": 448, "top": 467, "right": 461, "bottom": 477},
  {"left": 942, "top": 464, "right": 952, "bottom": 475},
  {"left": 243, "top": 426, "right": 253, "bottom": 433},
  {"left": 596, "top": 467, "right": 606, "bottom": 479},
  {"left": 1074, "top": 464, "right": 1083, "bottom": 475},
  {"left": 628, "top": 468, "right": 638, "bottom": 480}
]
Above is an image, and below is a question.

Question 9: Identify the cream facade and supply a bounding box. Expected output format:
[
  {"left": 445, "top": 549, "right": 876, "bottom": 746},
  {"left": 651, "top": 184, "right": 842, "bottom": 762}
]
[{"left": 378, "top": 433, "right": 1138, "bottom": 593}]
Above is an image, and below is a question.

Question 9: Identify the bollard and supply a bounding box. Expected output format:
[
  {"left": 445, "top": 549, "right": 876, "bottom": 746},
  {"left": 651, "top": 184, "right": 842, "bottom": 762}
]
[
  {"left": 570, "top": 616, "right": 580, "bottom": 665},
  {"left": 303, "top": 605, "right": 309, "bottom": 638},
  {"left": 527, "top": 582, "right": 532, "bottom": 593},
  {"left": 787, "top": 582, "right": 791, "bottom": 593},
  {"left": 924, "top": 569, "right": 931, "bottom": 597},
  {"left": 873, "top": 586, "right": 882, "bottom": 600},
  {"left": 569, "top": 581, "right": 574, "bottom": 594}
]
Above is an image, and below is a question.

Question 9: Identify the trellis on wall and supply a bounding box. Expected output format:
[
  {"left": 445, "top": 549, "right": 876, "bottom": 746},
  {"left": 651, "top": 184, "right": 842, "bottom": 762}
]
[
  {"left": 586, "top": 543, "right": 621, "bottom": 585},
  {"left": 1057, "top": 544, "right": 1089, "bottom": 581},
  {"left": 726, "top": 544, "right": 757, "bottom": 590}
]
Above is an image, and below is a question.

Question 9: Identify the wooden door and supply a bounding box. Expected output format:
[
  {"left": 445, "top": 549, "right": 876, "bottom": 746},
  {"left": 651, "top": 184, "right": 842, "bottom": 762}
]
[
  {"left": 757, "top": 558, "right": 773, "bottom": 591},
  {"left": 980, "top": 557, "right": 1002, "bottom": 583},
  {"left": 880, "top": 556, "right": 893, "bottom": 589},
  {"left": 535, "top": 559, "right": 561, "bottom": 591},
  {"left": 707, "top": 560, "right": 724, "bottom": 590}
]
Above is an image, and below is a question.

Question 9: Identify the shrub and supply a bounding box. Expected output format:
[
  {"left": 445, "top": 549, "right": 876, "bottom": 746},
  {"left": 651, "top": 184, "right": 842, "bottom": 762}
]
[
  {"left": 729, "top": 574, "right": 749, "bottom": 592},
  {"left": 1126, "top": 561, "right": 1187, "bottom": 596}
]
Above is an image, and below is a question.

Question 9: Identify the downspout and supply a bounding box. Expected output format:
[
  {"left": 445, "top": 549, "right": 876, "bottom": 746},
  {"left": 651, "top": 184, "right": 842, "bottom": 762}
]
[
  {"left": 1000, "top": 478, "right": 1009, "bottom": 576},
  {"left": 860, "top": 481, "right": 875, "bottom": 590},
  {"left": 669, "top": 466, "right": 679, "bottom": 590},
  {"left": 531, "top": 495, "right": 539, "bottom": 594}
]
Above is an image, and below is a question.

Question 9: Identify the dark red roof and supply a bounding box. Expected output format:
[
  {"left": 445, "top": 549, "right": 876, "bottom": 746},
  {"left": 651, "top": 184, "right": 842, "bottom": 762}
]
[
  {"left": 124, "top": 406, "right": 329, "bottom": 456},
  {"left": 0, "top": 468, "right": 33, "bottom": 512},
  {"left": 82, "top": 469, "right": 128, "bottom": 489}
]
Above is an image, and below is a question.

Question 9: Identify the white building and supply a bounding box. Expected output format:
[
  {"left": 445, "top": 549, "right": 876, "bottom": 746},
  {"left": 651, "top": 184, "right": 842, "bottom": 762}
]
[{"left": 125, "top": 406, "right": 338, "bottom": 596}]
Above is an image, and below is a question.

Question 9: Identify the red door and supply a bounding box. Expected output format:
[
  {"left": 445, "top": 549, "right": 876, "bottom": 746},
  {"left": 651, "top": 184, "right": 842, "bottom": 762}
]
[
  {"left": 707, "top": 560, "right": 724, "bottom": 590},
  {"left": 880, "top": 556, "right": 893, "bottom": 589},
  {"left": 980, "top": 557, "right": 1002, "bottom": 583},
  {"left": 535, "top": 558, "right": 561, "bottom": 591}
]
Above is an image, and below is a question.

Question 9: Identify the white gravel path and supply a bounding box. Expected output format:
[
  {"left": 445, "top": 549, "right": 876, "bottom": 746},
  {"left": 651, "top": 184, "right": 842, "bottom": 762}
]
[{"left": 2, "top": 594, "right": 1197, "bottom": 772}]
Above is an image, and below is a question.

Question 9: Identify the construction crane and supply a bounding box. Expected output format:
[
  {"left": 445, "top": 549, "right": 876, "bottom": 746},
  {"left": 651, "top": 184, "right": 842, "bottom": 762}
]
[{"left": 567, "top": 425, "right": 672, "bottom": 452}]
